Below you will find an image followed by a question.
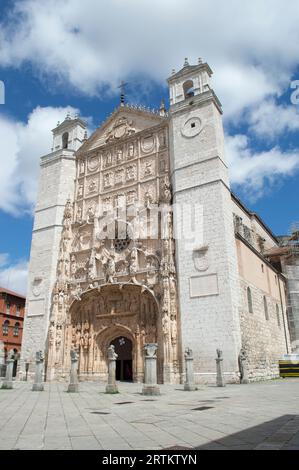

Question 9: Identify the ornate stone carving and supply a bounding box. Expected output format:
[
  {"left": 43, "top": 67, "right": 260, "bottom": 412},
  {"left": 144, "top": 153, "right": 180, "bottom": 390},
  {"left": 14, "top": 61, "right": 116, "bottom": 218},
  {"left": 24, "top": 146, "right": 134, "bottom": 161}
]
[
  {"left": 103, "top": 172, "right": 113, "bottom": 188},
  {"left": 127, "top": 142, "right": 135, "bottom": 159},
  {"left": 193, "top": 245, "right": 209, "bottom": 272},
  {"left": 126, "top": 164, "right": 137, "bottom": 181},
  {"left": 77, "top": 183, "right": 84, "bottom": 198},
  {"left": 31, "top": 276, "right": 44, "bottom": 298},
  {"left": 141, "top": 134, "right": 155, "bottom": 154},
  {"left": 105, "top": 116, "right": 136, "bottom": 143},
  {"left": 87, "top": 154, "right": 100, "bottom": 172}
]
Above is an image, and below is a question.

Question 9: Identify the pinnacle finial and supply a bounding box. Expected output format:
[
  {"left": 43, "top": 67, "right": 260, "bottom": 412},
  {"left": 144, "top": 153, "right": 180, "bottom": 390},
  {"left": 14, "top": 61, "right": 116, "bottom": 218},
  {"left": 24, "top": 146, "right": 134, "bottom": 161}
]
[
  {"left": 159, "top": 99, "right": 166, "bottom": 117},
  {"left": 171, "top": 68, "right": 176, "bottom": 75},
  {"left": 184, "top": 57, "right": 189, "bottom": 67},
  {"left": 198, "top": 57, "right": 203, "bottom": 64}
]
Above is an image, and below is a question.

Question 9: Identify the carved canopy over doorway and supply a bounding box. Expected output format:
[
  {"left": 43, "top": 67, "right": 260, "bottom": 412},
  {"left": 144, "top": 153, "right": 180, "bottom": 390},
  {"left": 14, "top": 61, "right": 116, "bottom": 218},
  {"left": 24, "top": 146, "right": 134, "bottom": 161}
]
[{"left": 67, "top": 283, "right": 160, "bottom": 381}]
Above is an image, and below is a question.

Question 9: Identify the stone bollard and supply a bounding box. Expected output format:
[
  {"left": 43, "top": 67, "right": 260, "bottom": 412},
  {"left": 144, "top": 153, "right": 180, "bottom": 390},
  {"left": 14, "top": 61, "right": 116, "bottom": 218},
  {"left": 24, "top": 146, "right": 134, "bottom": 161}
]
[
  {"left": 184, "top": 347, "right": 196, "bottom": 391},
  {"left": 239, "top": 348, "right": 249, "bottom": 384},
  {"left": 105, "top": 345, "right": 119, "bottom": 394},
  {"left": 67, "top": 349, "right": 79, "bottom": 393},
  {"left": 1, "top": 350, "right": 15, "bottom": 389},
  {"left": 142, "top": 343, "right": 160, "bottom": 396},
  {"left": 216, "top": 349, "right": 225, "bottom": 387},
  {"left": 32, "top": 351, "right": 44, "bottom": 391}
]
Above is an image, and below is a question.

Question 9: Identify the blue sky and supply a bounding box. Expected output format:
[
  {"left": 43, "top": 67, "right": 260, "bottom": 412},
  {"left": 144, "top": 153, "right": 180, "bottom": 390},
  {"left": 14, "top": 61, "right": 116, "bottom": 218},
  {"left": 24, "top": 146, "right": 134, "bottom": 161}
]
[{"left": 0, "top": 0, "right": 298, "bottom": 293}]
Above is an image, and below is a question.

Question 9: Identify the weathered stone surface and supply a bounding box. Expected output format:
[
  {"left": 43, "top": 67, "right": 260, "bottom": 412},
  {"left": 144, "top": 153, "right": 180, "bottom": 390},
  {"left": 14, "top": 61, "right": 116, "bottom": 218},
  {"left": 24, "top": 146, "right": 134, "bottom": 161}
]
[
  {"left": 32, "top": 351, "right": 44, "bottom": 391},
  {"left": 67, "top": 349, "right": 79, "bottom": 393},
  {"left": 105, "top": 345, "right": 118, "bottom": 394},
  {"left": 142, "top": 343, "right": 160, "bottom": 396}
]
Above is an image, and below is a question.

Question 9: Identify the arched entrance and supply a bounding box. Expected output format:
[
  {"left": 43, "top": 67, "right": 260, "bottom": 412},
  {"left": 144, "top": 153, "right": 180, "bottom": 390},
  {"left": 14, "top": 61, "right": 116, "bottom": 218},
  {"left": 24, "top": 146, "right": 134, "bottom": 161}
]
[
  {"left": 110, "top": 336, "right": 133, "bottom": 381},
  {"left": 59, "top": 283, "right": 164, "bottom": 383}
]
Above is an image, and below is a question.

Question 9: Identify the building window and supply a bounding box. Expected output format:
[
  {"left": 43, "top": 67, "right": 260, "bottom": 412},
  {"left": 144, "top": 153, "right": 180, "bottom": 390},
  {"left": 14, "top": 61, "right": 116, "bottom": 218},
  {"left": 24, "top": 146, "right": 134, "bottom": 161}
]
[
  {"left": 263, "top": 296, "right": 269, "bottom": 321},
  {"left": 6, "top": 302, "right": 10, "bottom": 314},
  {"left": 2, "top": 320, "right": 9, "bottom": 336},
  {"left": 247, "top": 287, "right": 253, "bottom": 313},
  {"left": 276, "top": 304, "right": 281, "bottom": 328},
  {"left": 261, "top": 264, "right": 264, "bottom": 273},
  {"left": 183, "top": 80, "right": 194, "bottom": 99},
  {"left": 13, "top": 322, "right": 20, "bottom": 337},
  {"left": 16, "top": 305, "right": 20, "bottom": 316},
  {"left": 62, "top": 132, "right": 69, "bottom": 149}
]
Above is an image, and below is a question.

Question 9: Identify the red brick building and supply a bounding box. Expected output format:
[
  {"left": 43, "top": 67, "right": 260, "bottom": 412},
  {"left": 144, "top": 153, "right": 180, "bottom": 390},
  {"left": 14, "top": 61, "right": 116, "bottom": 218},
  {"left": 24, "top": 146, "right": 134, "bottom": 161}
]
[{"left": 0, "top": 287, "right": 26, "bottom": 376}]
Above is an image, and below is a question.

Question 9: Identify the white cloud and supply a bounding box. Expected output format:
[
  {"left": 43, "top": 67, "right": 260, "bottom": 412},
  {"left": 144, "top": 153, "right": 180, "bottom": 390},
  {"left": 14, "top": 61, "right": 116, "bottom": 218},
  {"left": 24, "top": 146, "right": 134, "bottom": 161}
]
[
  {"left": 0, "top": 106, "right": 80, "bottom": 215},
  {"left": 1, "top": 0, "right": 299, "bottom": 212},
  {"left": 0, "top": 254, "right": 28, "bottom": 295},
  {"left": 226, "top": 134, "right": 299, "bottom": 200},
  {"left": 1, "top": 0, "right": 299, "bottom": 116},
  {"left": 247, "top": 99, "right": 299, "bottom": 139}
]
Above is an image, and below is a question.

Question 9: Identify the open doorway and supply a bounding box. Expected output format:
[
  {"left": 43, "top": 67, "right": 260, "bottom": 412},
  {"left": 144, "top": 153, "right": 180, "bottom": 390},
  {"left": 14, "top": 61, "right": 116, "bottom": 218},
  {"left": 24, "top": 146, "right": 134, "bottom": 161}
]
[{"left": 110, "top": 336, "right": 133, "bottom": 381}]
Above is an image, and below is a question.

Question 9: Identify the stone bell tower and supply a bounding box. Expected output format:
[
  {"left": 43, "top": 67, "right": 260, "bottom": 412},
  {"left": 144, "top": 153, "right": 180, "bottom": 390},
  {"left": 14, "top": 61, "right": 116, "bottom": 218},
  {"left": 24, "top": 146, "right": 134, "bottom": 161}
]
[
  {"left": 20, "top": 115, "right": 87, "bottom": 375},
  {"left": 168, "top": 58, "right": 242, "bottom": 383}
]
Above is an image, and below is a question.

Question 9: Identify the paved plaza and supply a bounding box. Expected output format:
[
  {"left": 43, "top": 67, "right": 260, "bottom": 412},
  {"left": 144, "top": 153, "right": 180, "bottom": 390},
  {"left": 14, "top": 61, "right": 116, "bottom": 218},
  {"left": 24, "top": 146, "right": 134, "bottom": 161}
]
[{"left": 0, "top": 378, "right": 299, "bottom": 450}]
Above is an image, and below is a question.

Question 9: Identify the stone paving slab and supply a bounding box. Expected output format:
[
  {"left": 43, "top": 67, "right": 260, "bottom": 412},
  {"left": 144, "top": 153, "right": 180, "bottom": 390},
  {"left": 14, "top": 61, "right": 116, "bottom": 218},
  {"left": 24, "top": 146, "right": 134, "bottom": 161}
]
[{"left": 0, "top": 378, "right": 299, "bottom": 450}]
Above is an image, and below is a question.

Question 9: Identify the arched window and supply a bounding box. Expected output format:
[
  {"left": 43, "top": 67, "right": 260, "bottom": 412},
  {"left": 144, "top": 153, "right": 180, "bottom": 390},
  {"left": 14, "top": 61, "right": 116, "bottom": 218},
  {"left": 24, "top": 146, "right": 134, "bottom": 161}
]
[
  {"left": 13, "top": 322, "right": 20, "bottom": 337},
  {"left": 62, "top": 132, "right": 69, "bottom": 149},
  {"left": 247, "top": 287, "right": 253, "bottom": 313},
  {"left": 263, "top": 296, "right": 269, "bottom": 320},
  {"left": 183, "top": 80, "right": 194, "bottom": 99},
  {"left": 276, "top": 304, "right": 281, "bottom": 328},
  {"left": 2, "top": 320, "right": 9, "bottom": 336}
]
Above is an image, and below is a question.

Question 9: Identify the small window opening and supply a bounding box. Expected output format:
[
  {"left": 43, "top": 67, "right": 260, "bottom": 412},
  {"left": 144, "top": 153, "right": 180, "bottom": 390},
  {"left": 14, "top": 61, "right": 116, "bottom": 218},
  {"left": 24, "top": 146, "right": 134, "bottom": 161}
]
[
  {"left": 62, "top": 132, "right": 69, "bottom": 149},
  {"left": 183, "top": 80, "right": 194, "bottom": 99}
]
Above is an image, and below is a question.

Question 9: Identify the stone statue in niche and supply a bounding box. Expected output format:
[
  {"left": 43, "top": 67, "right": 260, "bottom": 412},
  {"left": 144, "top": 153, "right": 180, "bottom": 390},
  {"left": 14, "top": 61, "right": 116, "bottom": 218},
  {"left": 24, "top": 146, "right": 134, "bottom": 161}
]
[
  {"left": 70, "top": 255, "right": 77, "bottom": 277},
  {"left": 144, "top": 191, "right": 153, "bottom": 209},
  {"left": 144, "top": 161, "right": 153, "bottom": 177},
  {"left": 161, "top": 175, "right": 171, "bottom": 203},
  {"left": 87, "top": 206, "right": 95, "bottom": 224},
  {"left": 116, "top": 148, "right": 123, "bottom": 163},
  {"left": 129, "top": 246, "right": 138, "bottom": 282},
  {"left": 88, "top": 180, "right": 97, "bottom": 193},
  {"left": 80, "top": 161, "right": 85, "bottom": 174},
  {"left": 128, "top": 142, "right": 134, "bottom": 158},
  {"left": 104, "top": 172, "right": 112, "bottom": 188},
  {"left": 105, "top": 255, "right": 116, "bottom": 283},
  {"left": 76, "top": 206, "right": 82, "bottom": 223},
  {"left": 78, "top": 183, "right": 84, "bottom": 198}
]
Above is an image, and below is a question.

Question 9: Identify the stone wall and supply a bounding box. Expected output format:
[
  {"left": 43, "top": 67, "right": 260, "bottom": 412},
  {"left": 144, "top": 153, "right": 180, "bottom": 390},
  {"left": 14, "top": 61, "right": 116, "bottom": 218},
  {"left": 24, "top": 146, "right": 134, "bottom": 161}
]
[{"left": 240, "top": 277, "right": 288, "bottom": 381}]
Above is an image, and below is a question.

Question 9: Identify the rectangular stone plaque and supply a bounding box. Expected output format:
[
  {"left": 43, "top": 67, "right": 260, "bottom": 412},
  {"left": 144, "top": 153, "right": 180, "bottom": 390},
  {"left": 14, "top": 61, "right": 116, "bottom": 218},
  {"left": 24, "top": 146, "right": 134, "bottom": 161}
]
[
  {"left": 27, "top": 299, "right": 45, "bottom": 317},
  {"left": 189, "top": 274, "right": 218, "bottom": 298}
]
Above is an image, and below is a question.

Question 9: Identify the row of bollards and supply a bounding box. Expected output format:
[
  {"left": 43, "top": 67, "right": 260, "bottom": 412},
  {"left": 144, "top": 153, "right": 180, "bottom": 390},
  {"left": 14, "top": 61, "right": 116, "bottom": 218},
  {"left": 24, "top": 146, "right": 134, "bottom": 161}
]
[{"left": 1, "top": 345, "right": 248, "bottom": 392}]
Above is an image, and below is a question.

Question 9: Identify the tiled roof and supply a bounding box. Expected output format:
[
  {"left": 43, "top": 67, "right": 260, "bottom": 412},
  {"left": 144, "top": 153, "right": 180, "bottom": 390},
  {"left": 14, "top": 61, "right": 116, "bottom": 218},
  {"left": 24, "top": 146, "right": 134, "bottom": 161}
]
[{"left": 0, "top": 287, "right": 26, "bottom": 300}]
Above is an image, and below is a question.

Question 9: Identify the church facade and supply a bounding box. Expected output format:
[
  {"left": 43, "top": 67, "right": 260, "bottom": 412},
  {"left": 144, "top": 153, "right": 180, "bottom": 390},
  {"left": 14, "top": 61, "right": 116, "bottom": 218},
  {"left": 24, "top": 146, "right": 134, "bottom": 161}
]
[{"left": 21, "top": 59, "right": 291, "bottom": 384}]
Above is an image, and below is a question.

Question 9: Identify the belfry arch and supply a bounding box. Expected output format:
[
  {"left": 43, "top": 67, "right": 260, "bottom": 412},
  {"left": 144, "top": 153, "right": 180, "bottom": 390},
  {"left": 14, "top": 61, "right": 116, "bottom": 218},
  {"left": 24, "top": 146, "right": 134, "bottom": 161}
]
[{"left": 67, "top": 283, "right": 162, "bottom": 383}]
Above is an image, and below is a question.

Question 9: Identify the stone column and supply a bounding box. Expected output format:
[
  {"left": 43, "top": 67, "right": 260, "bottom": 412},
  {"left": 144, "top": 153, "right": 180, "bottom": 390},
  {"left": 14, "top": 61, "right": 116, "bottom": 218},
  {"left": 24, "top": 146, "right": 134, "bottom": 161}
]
[
  {"left": 216, "top": 349, "right": 225, "bottom": 387},
  {"left": 32, "top": 351, "right": 44, "bottom": 391},
  {"left": 238, "top": 348, "right": 249, "bottom": 384},
  {"left": 105, "top": 345, "right": 118, "bottom": 394},
  {"left": 67, "top": 349, "right": 79, "bottom": 393},
  {"left": 1, "top": 350, "right": 15, "bottom": 389},
  {"left": 184, "top": 347, "right": 196, "bottom": 391},
  {"left": 142, "top": 343, "right": 160, "bottom": 396}
]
